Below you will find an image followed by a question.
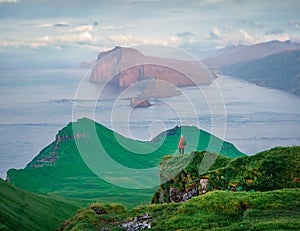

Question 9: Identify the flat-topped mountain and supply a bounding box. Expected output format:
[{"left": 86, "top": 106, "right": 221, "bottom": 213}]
[
  {"left": 7, "top": 117, "right": 245, "bottom": 207},
  {"left": 90, "top": 46, "right": 213, "bottom": 91}
]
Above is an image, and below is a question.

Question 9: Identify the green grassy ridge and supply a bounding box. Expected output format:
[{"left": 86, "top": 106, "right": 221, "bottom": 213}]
[
  {"left": 0, "top": 179, "right": 88, "bottom": 231},
  {"left": 153, "top": 146, "right": 300, "bottom": 203},
  {"left": 7, "top": 117, "right": 245, "bottom": 207},
  {"left": 58, "top": 188, "right": 300, "bottom": 230}
]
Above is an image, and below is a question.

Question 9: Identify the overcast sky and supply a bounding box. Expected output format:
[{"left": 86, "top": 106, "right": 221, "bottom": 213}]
[{"left": 0, "top": 0, "right": 300, "bottom": 65}]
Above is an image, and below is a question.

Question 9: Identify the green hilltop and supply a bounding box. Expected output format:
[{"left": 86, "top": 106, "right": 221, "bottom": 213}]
[
  {"left": 1, "top": 131, "right": 299, "bottom": 230},
  {"left": 7, "top": 117, "right": 245, "bottom": 208}
]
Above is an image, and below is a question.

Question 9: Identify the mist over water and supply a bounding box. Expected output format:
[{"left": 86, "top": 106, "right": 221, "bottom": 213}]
[{"left": 0, "top": 68, "right": 300, "bottom": 179}]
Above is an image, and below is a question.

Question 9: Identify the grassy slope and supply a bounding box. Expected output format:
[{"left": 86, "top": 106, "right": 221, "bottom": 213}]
[
  {"left": 205, "top": 146, "right": 300, "bottom": 191},
  {"left": 0, "top": 179, "right": 87, "bottom": 231},
  {"left": 154, "top": 146, "right": 300, "bottom": 203},
  {"left": 7, "top": 118, "right": 245, "bottom": 208},
  {"left": 58, "top": 188, "right": 300, "bottom": 230}
]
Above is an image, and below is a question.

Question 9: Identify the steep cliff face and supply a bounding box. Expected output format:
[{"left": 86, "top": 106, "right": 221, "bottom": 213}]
[{"left": 90, "top": 46, "right": 213, "bottom": 89}]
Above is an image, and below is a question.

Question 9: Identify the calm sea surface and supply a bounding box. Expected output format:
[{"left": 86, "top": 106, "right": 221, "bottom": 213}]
[{"left": 1, "top": 68, "right": 300, "bottom": 179}]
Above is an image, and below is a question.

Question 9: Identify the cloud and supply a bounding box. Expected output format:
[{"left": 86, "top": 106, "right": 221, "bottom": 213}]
[
  {"left": 107, "top": 34, "right": 183, "bottom": 47},
  {"left": 210, "top": 28, "right": 221, "bottom": 40},
  {"left": 241, "top": 19, "right": 264, "bottom": 28},
  {"left": 53, "top": 23, "right": 69, "bottom": 27},
  {"left": 289, "top": 20, "right": 300, "bottom": 30},
  {"left": 57, "top": 32, "right": 94, "bottom": 44},
  {"left": 130, "top": 0, "right": 160, "bottom": 3},
  {"left": 98, "top": 25, "right": 132, "bottom": 30},
  {"left": 265, "top": 29, "right": 284, "bottom": 35},
  {"left": 0, "top": 39, "right": 24, "bottom": 48},
  {"left": 38, "top": 24, "right": 52, "bottom": 28},
  {"left": 0, "top": 0, "right": 18, "bottom": 3},
  {"left": 38, "top": 22, "right": 69, "bottom": 28},
  {"left": 0, "top": 30, "right": 95, "bottom": 50},
  {"left": 176, "top": 31, "right": 198, "bottom": 45},
  {"left": 70, "top": 25, "right": 94, "bottom": 33},
  {"left": 177, "top": 31, "right": 196, "bottom": 39},
  {"left": 238, "top": 29, "right": 255, "bottom": 44},
  {"left": 0, "top": 39, "right": 48, "bottom": 49},
  {"left": 205, "top": 0, "right": 228, "bottom": 3},
  {"left": 209, "top": 27, "right": 291, "bottom": 47}
]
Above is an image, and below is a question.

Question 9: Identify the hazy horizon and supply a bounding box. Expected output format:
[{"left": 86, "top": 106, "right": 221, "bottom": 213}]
[{"left": 1, "top": 0, "right": 300, "bottom": 68}]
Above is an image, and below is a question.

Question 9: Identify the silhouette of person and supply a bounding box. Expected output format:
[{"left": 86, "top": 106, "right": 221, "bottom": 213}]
[{"left": 178, "top": 135, "right": 186, "bottom": 154}]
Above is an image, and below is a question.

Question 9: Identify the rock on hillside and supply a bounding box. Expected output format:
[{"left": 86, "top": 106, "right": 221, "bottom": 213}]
[
  {"left": 152, "top": 146, "right": 300, "bottom": 204},
  {"left": 90, "top": 46, "right": 213, "bottom": 88}
]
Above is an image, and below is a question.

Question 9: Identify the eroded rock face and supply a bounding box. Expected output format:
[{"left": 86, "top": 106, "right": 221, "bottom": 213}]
[
  {"left": 169, "top": 186, "right": 199, "bottom": 203},
  {"left": 90, "top": 46, "right": 212, "bottom": 89}
]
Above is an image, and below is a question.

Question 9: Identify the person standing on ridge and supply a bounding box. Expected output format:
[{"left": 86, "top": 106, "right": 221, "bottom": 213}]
[{"left": 178, "top": 135, "right": 187, "bottom": 154}]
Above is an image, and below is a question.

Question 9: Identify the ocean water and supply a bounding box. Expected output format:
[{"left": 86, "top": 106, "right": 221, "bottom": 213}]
[{"left": 1, "top": 68, "right": 300, "bottom": 179}]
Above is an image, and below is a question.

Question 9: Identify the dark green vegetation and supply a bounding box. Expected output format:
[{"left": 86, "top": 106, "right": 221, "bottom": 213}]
[
  {"left": 0, "top": 178, "right": 87, "bottom": 231},
  {"left": 7, "top": 118, "right": 244, "bottom": 208},
  {"left": 58, "top": 146, "right": 300, "bottom": 230},
  {"left": 221, "top": 49, "right": 300, "bottom": 95},
  {"left": 154, "top": 147, "right": 300, "bottom": 204},
  {"left": 58, "top": 188, "right": 300, "bottom": 230},
  {"left": 4, "top": 118, "right": 299, "bottom": 230}
]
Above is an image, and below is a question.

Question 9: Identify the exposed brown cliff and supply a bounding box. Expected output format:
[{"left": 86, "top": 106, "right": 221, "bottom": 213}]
[{"left": 90, "top": 46, "right": 213, "bottom": 89}]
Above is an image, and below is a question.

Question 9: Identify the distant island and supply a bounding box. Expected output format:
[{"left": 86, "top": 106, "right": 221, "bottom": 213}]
[{"left": 89, "top": 46, "right": 213, "bottom": 100}]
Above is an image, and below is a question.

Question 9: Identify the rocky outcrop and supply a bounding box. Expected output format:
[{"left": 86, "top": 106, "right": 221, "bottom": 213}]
[
  {"left": 169, "top": 186, "right": 198, "bottom": 203},
  {"left": 121, "top": 213, "right": 152, "bottom": 231},
  {"left": 90, "top": 46, "right": 213, "bottom": 89},
  {"left": 130, "top": 98, "right": 152, "bottom": 108},
  {"left": 30, "top": 132, "right": 88, "bottom": 168},
  {"left": 55, "top": 133, "right": 87, "bottom": 144},
  {"left": 200, "top": 177, "right": 209, "bottom": 194},
  {"left": 152, "top": 147, "right": 300, "bottom": 205}
]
